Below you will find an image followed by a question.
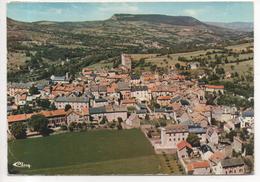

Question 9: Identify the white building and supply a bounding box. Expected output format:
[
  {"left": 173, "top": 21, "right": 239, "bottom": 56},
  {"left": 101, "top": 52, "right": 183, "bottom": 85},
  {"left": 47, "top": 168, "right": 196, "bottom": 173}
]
[{"left": 160, "top": 125, "right": 189, "bottom": 149}]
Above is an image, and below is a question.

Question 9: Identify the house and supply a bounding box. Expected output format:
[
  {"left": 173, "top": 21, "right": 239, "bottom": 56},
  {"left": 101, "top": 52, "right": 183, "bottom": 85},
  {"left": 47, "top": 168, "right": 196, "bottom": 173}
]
[
  {"left": 117, "top": 82, "right": 131, "bottom": 99},
  {"left": 206, "top": 127, "right": 219, "bottom": 145},
  {"left": 89, "top": 105, "right": 127, "bottom": 122},
  {"left": 224, "top": 121, "right": 235, "bottom": 133},
  {"left": 232, "top": 136, "right": 244, "bottom": 153},
  {"left": 200, "top": 144, "right": 214, "bottom": 160},
  {"left": 177, "top": 112, "right": 192, "bottom": 125},
  {"left": 153, "top": 108, "right": 167, "bottom": 119},
  {"left": 160, "top": 125, "right": 189, "bottom": 149},
  {"left": 170, "top": 96, "right": 181, "bottom": 103},
  {"left": 150, "top": 86, "right": 176, "bottom": 98},
  {"left": 14, "top": 93, "right": 27, "bottom": 106},
  {"left": 124, "top": 113, "right": 140, "bottom": 129},
  {"left": 82, "top": 67, "right": 94, "bottom": 76},
  {"left": 7, "top": 113, "right": 32, "bottom": 129},
  {"left": 188, "top": 62, "right": 200, "bottom": 70},
  {"left": 7, "top": 109, "right": 67, "bottom": 130},
  {"left": 239, "top": 110, "right": 254, "bottom": 128},
  {"left": 136, "top": 109, "right": 148, "bottom": 119},
  {"left": 7, "top": 82, "right": 32, "bottom": 96},
  {"left": 39, "top": 109, "right": 67, "bottom": 128},
  {"left": 131, "top": 86, "right": 151, "bottom": 103},
  {"left": 93, "top": 98, "right": 108, "bottom": 107},
  {"left": 131, "top": 74, "right": 141, "bottom": 85},
  {"left": 177, "top": 140, "right": 193, "bottom": 159},
  {"left": 186, "top": 160, "right": 211, "bottom": 175},
  {"left": 208, "top": 151, "right": 225, "bottom": 174},
  {"left": 54, "top": 96, "right": 89, "bottom": 112},
  {"left": 66, "top": 107, "right": 89, "bottom": 125},
  {"left": 50, "top": 73, "right": 70, "bottom": 84},
  {"left": 188, "top": 125, "right": 206, "bottom": 143},
  {"left": 217, "top": 158, "right": 245, "bottom": 175},
  {"left": 157, "top": 96, "right": 172, "bottom": 106},
  {"left": 121, "top": 98, "right": 136, "bottom": 107},
  {"left": 136, "top": 104, "right": 149, "bottom": 119},
  {"left": 205, "top": 85, "right": 224, "bottom": 94}
]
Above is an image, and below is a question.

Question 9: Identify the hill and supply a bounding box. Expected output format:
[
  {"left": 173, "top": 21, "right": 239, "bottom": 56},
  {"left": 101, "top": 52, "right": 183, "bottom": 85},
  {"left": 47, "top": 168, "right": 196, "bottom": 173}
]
[
  {"left": 206, "top": 21, "right": 253, "bottom": 32},
  {"left": 7, "top": 14, "right": 253, "bottom": 82}
]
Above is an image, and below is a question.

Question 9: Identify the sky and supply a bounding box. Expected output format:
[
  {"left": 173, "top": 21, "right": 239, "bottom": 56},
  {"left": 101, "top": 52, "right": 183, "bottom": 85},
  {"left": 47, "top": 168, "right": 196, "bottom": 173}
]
[{"left": 7, "top": 2, "right": 254, "bottom": 23}]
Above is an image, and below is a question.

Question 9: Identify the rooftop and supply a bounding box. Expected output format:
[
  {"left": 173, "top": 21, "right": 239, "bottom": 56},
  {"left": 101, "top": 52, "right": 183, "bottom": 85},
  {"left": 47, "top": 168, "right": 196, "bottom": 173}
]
[
  {"left": 221, "top": 158, "right": 244, "bottom": 168},
  {"left": 55, "top": 96, "right": 89, "bottom": 103}
]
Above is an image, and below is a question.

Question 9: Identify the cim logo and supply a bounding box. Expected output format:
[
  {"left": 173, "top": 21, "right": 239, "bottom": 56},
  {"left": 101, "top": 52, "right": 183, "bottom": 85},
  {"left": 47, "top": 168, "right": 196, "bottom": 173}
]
[{"left": 13, "top": 161, "right": 31, "bottom": 169}]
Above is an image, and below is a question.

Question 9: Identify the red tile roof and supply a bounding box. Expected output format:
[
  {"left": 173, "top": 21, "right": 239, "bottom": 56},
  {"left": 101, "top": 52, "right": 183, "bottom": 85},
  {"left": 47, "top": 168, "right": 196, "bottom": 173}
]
[
  {"left": 157, "top": 96, "right": 172, "bottom": 100},
  {"left": 39, "top": 109, "right": 67, "bottom": 118},
  {"left": 205, "top": 85, "right": 224, "bottom": 89},
  {"left": 177, "top": 140, "right": 192, "bottom": 150},
  {"left": 7, "top": 113, "right": 32, "bottom": 123},
  {"left": 121, "top": 99, "right": 136, "bottom": 104},
  {"left": 8, "top": 109, "right": 66, "bottom": 123},
  {"left": 187, "top": 161, "right": 210, "bottom": 171}
]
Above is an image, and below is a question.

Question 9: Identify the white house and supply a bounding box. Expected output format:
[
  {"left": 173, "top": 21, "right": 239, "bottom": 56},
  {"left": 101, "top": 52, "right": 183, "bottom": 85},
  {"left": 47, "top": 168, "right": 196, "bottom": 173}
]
[{"left": 239, "top": 110, "right": 254, "bottom": 128}]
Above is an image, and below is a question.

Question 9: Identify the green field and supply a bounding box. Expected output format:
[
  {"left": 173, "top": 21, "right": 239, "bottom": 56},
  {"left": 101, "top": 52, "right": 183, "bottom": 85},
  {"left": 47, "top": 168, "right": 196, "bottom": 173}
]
[{"left": 8, "top": 129, "right": 161, "bottom": 175}]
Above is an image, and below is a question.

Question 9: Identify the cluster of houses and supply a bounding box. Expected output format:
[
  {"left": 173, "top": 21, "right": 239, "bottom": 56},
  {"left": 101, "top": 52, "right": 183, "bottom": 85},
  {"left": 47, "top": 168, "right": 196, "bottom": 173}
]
[
  {"left": 145, "top": 123, "right": 248, "bottom": 175},
  {"left": 7, "top": 54, "right": 254, "bottom": 174}
]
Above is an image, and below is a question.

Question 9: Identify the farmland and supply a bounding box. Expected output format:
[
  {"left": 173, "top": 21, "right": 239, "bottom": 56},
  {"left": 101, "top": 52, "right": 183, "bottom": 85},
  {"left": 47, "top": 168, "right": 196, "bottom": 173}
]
[{"left": 8, "top": 129, "right": 161, "bottom": 175}]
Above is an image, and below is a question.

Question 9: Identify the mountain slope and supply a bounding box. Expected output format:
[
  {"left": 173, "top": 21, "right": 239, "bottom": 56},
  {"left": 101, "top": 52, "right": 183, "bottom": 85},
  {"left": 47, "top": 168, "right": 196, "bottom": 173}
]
[
  {"left": 206, "top": 21, "right": 253, "bottom": 32},
  {"left": 7, "top": 14, "right": 253, "bottom": 81}
]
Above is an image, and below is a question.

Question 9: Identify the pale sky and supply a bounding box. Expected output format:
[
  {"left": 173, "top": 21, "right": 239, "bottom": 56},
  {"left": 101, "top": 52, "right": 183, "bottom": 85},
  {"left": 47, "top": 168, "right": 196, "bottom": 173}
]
[{"left": 7, "top": 2, "right": 254, "bottom": 23}]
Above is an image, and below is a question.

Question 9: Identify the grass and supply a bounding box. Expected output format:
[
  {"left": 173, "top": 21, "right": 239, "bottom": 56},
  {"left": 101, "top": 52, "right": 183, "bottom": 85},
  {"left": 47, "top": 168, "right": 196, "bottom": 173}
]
[
  {"left": 158, "top": 153, "right": 184, "bottom": 175},
  {"left": 8, "top": 129, "right": 161, "bottom": 175}
]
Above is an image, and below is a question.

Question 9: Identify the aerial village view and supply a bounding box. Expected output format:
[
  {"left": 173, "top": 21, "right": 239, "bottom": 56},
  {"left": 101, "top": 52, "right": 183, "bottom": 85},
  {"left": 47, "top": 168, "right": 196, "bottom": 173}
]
[{"left": 6, "top": 2, "right": 254, "bottom": 175}]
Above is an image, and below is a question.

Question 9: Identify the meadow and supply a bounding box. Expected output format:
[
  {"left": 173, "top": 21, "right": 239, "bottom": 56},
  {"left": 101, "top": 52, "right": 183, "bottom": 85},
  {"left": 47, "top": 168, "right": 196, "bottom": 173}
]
[{"left": 8, "top": 129, "right": 161, "bottom": 175}]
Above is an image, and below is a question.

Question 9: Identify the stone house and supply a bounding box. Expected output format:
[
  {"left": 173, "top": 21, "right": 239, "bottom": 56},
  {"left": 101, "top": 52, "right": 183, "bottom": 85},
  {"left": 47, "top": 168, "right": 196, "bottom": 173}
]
[
  {"left": 131, "top": 86, "right": 151, "bottom": 103},
  {"left": 54, "top": 96, "right": 89, "bottom": 112},
  {"left": 232, "top": 136, "right": 244, "bottom": 153},
  {"left": 216, "top": 158, "right": 245, "bottom": 175},
  {"left": 160, "top": 125, "right": 189, "bottom": 149},
  {"left": 206, "top": 127, "right": 219, "bottom": 145},
  {"left": 177, "top": 140, "right": 193, "bottom": 159}
]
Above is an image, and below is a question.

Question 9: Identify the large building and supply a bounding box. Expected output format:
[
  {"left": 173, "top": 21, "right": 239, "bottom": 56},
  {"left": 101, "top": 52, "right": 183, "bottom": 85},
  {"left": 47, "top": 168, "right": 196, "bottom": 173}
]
[
  {"left": 54, "top": 96, "right": 89, "bottom": 112},
  {"left": 160, "top": 125, "right": 189, "bottom": 149}
]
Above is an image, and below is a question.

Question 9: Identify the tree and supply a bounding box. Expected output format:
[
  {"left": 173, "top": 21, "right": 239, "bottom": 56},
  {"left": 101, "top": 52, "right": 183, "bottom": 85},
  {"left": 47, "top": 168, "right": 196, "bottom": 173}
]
[
  {"left": 49, "top": 103, "right": 57, "bottom": 110},
  {"left": 175, "top": 63, "right": 181, "bottom": 69},
  {"left": 160, "top": 120, "right": 167, "bottom": 127},
  {"left": 100, "top": 116, "right": 108, "bottom": 125},
  {"left": 28, "top": 114, "right": 49, "bottom": 135},
  {"left": 226, "top": 130, "right": 237, "bottom": 142},
  {"left": 64, "top": 104, "right": 72, "bottom": 111},
  {"left": 68, "top": 122, "right": 77, "bottom": 132},
  {"left": 243, "top": 141, "right": 254, "bottom": 155},
  {"left": 186, "top": 133, "right": 200, "bottom": 147},
  {"left": 36, "top": 99, "right": 50, "bottom": 109},
  {"left": 117, "top": 117, "right": 123, "bottom": 130},
  {"left": 10, "top": 122, "right": 27, "bottom": 139},
  {"left": 145, "top": 114, "right": 150, "bottom": 120},
  {"left": 29, "top": 85, "right": 40, "bottom": 95}
]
